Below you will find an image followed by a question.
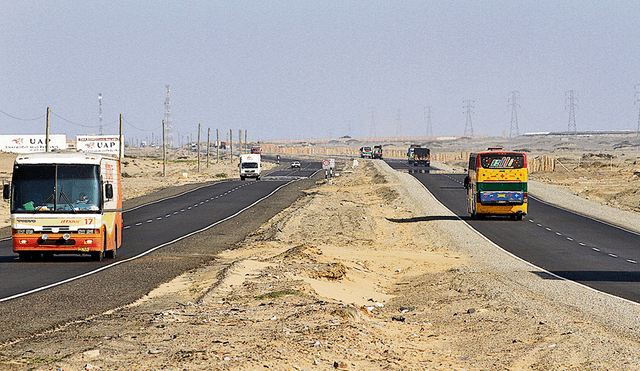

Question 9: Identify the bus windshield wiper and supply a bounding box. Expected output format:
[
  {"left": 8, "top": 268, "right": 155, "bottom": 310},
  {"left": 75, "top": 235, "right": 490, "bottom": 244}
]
[
  {"left": 35, "top": 193, "right": 55, "bottom": 211},
  {"left": 58, "top": 186, "right": 77, "bottom": 213}
]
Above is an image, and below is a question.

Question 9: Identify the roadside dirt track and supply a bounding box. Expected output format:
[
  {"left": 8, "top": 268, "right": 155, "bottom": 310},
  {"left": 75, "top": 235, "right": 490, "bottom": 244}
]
[{"left": 2, "top": 158, "right": 640, "bottom": 370}]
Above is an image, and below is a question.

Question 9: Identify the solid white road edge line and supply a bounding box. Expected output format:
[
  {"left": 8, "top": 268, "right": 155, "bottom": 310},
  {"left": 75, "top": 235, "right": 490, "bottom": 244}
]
[
  {"left": 0, "top": 179, "right": 299, "bottom": 303},
  {"left": 413, "top": 174, "right": 640, "bottom": 309}
]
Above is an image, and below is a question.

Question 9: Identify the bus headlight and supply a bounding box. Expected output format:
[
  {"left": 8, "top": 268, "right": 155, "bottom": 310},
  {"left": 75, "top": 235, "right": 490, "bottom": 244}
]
[{"left": 15, "top": 229, "right": 35, "bottom": 234}]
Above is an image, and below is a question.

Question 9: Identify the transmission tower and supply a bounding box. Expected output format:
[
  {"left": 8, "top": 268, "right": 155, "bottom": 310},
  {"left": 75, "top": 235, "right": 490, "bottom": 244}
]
[
  {"left": 565, "top": 90, "right": 578, "bottom": 132},
  {"left": 395, "top": 109, "right": 402, "bottom": 138},
  {"left": 463, "top": 100, "right": 474, "bottom": 136},
  {"left": 425, "top": 106, "right": 433, "bottom": 137},
  {"left": 509, "top": 91, "right": 520, "bottom": 137},
  {"left": 98, "top": 93, "right": 103, "bottom": 135},
  {"left": 635, "top": 84, "right": 640, "bottom": 136},
  {"left": 164, "top": 85, "right": 174, "bottom": 147},
  {"left": 369, "top": 107, "right": 376, "bottom": 138}
]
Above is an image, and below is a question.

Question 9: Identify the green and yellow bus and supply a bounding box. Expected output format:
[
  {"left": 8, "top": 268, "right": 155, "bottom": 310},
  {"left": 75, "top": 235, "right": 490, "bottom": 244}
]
[{"left": 464, "top": 149, "right": 527, "bottom": 220}]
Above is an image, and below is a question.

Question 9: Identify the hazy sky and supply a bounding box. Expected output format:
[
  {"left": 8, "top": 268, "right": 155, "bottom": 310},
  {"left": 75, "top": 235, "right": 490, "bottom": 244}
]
[{"left": 2, "top": 1, "right": 639, "bottom": 143}]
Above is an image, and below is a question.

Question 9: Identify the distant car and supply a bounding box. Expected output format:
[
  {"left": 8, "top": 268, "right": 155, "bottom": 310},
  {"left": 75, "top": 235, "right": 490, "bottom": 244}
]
[{"left": 291, "top": 161, "right": 301, "bottom": 168}]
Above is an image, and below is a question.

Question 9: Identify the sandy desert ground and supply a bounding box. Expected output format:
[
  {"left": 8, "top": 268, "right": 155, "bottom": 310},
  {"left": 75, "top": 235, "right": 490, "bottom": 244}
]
[{"left": 2, "top": 135, "right": 640, "bottom": 370}]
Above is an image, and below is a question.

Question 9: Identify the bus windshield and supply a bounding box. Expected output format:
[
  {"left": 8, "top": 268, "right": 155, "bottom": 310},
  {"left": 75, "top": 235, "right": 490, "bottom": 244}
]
[
  {"left": 479, "top": 153, "right": 525, "bottom": 169},
  {"left": 11, "top": 164, "right": 101, "bottom": 213}
]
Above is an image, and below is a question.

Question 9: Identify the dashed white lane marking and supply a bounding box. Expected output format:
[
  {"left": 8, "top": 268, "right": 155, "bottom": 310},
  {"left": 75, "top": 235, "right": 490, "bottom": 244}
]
[
  {"left": 609, "top": 254, "right": 618, "bottom": 258},
  {"left": 124, "top": 226, "right": 131, "bottom": 229},
  {"left": 593, "top": 248, "right": 601, "bottom": 252},
  {"left": 579, "top": 242, "right": 586, "bottom": 246},
  {"left": 135, "top": 222, "right": 142, "bottom": 226},
  {"left": 146, "top": 220, "right": 153, "bottom": 223},
  {"left": 628, "top": 260, "right": 637, "bottom": 264},
  {"left": 567, "top": 237, "right": 573, "bottom": 241},
  {"left": 555, "top": 232, "right": 562, "bottom": 236}
]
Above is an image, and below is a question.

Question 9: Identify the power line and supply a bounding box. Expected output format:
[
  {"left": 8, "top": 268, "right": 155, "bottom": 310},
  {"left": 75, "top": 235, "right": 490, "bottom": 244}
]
[
  {"left": 164, "top": 85, "right": 174, "bottom": 147},
  {"left": 463, "top": 100, "right": 474, "bottom": 136},
  {"left": 0, "top": 109, "right": 46, "bottom": 121},
  {"left": 395, "top": 109, "right": 402, "bottom": 137},
  {"left": 369, "top": 107, "right": 376, "bottom": 138},
  {"left": 425, "top": 106, "right": 433, "bottom": 137},
  {"left": 565, "top": 90, "right": 578, "bottom": 132},
  {"left": 509, "top": 91, "right": 520, "bottom": 137},
  {"left": 122, "top": 117, "right": 162, "bottom": 132},
  {"left": 98, "top": 93, "right": 103, "bottom": 135}
]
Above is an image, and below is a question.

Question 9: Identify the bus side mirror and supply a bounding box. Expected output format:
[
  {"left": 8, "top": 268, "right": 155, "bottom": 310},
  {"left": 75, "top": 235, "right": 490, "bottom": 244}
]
[
  {"left": 463, "top": 176, "right": 470, "bottom": 189},
  {"left": 105, "top": 183, "right": 114, "bottom": 199},
  {"left": 3, "top": 183, "right": 9, "bottom": 200}
]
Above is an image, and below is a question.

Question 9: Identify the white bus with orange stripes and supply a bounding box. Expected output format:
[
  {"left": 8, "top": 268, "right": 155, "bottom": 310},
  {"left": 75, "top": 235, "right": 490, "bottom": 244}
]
[{"left": 4, "top": 151, "right": 122, "bottom": 261}]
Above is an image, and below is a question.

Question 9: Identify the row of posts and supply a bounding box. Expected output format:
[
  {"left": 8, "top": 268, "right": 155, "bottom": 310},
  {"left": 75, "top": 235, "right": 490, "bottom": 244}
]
[
  {"left": 41, "top": 107, "right": 249, "bottom": 178},
  {"left": 162, "top": 121, "right": 250, "bottom": 177}
]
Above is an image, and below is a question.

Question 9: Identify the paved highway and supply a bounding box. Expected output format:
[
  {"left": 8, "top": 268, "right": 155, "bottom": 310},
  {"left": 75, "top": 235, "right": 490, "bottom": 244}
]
[
  {"left": 385, "top": 157, "right": 640, "bottom": 303},
  {"left": 0, "top": 158, "right": 321, "bottom": 342}
]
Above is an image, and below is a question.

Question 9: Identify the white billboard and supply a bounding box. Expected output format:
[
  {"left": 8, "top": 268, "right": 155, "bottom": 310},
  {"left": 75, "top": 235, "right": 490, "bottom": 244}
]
[
  {"left": 76, "top": 135, "right": 122, "bottom": 155},
  {"left": 0, "top": 135, "right": 67, "bottom": 153}
]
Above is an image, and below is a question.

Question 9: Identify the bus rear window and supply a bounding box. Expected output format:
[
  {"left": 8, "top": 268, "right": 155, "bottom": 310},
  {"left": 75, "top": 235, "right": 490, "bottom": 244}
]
[{"left": 479, "top": 153, "right": 525, "bottom": 169}]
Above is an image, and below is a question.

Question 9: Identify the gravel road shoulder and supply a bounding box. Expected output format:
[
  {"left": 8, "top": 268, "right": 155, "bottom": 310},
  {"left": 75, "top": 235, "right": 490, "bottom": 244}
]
[{"left": 2, "top": 160, "right": 640, "bottom": 370}]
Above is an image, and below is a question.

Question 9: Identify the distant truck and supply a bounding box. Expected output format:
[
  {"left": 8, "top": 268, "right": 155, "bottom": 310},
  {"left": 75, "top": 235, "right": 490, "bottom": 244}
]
[
  {"left": 251, "top": 146, "right": 262, "bottom": 154},
  {"left": 372, "top": 145, "right": 383, "bottom": 159},
  {"left": 413, "top": 147, "right": 431, "bottom": 166},
  {"left": 360, "top": 146, "right": 373, "bottom": 158},
  {"left": 4, "top": 151, "right": 122, "bottom": 261},
  {"left": 407, "top": 145, "right": 420, "bottom": 165},
  {"left": 239, "top": 154, "right": 261, "bottom": 180}
]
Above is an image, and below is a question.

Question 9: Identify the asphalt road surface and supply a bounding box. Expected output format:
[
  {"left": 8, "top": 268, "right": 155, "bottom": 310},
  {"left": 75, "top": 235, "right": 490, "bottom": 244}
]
[
  {"left": 0, "top": 158, "right": 321, "bottom": 343},
  {"left": 385, "top": 158, "right": 640, "bottom": 304}
]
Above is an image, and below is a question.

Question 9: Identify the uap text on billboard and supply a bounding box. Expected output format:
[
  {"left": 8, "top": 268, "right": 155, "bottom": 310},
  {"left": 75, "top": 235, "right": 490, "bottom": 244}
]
[
  {"left": 76, "top": 135, "right": 122, "bottom": 155},
  {"left": 0, "top": 135, "right": 67, "bottom": 153}
]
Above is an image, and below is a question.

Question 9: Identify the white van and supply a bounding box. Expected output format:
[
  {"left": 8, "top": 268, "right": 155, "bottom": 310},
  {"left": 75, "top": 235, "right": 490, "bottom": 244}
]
[{"left": 239, "top": 154, "right": 261, "bottom": 180}]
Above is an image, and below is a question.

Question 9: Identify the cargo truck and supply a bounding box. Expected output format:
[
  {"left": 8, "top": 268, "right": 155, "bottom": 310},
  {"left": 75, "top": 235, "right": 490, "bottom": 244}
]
[
  {"left": 413, "top": 147, "right": 431, "bottom": 166},
  {"left": 372, "top": 145, "right": 383, "bottom": 159},
  {"left": 239, "top": 154, "right": 261, "bottom": 180}
]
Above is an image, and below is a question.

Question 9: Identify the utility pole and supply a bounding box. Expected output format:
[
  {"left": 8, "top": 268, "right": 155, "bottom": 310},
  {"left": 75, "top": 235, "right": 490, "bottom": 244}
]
[
  {"left": 229, "top": 129, "right": 233, "bottom": 164},
  {"left": 207, "top": 128, "right": 210, "bottom": 168},
  {"left": 566, "top": 90, "right": 578, "bottom": 133},
  {"left": 216, "top": 129, "right": 220, "bottom": 163},
  {"left": 45, "top": 107, "right": 50, "bottom": 152},
  {"left": 463, "top": 100, "right": 474, "bottom": 136},
  {"left": 369, "top": 107, "right": 376, "bottom": 138},
  {"left": 244, "top": 129, "right": 247, "bottom": 153},
  {"left": 164, "top": 86, "right": 174, "bottom": 148},
  {"left": 635, "top": 84, "right": 640, "bottom": 137},
  {"left": 162, "top": 120, "right": 166, "bottom": 177},
  {"left": 197, "top": 124, "right": 201, "bottom": 173},
  {"left": 98, "top": 93, "right": 103, "bottom": 135},
  {"left": 119, "top": 114, "right": 123, "bottom": 162},
  {"left": 509, "top": 91, "right": 520, "bottom": 137},
  {"left": 425, "top": 106, "right": 433, "bottom": 137},
  {"left": 238, "top": 129, "right": 242, "bottom": 155}
]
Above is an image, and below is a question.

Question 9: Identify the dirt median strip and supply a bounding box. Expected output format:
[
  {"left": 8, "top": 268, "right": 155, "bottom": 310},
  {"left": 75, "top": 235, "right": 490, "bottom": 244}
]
[{"left": 2, "top": 159, "right": 640, "bottom": 370}]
